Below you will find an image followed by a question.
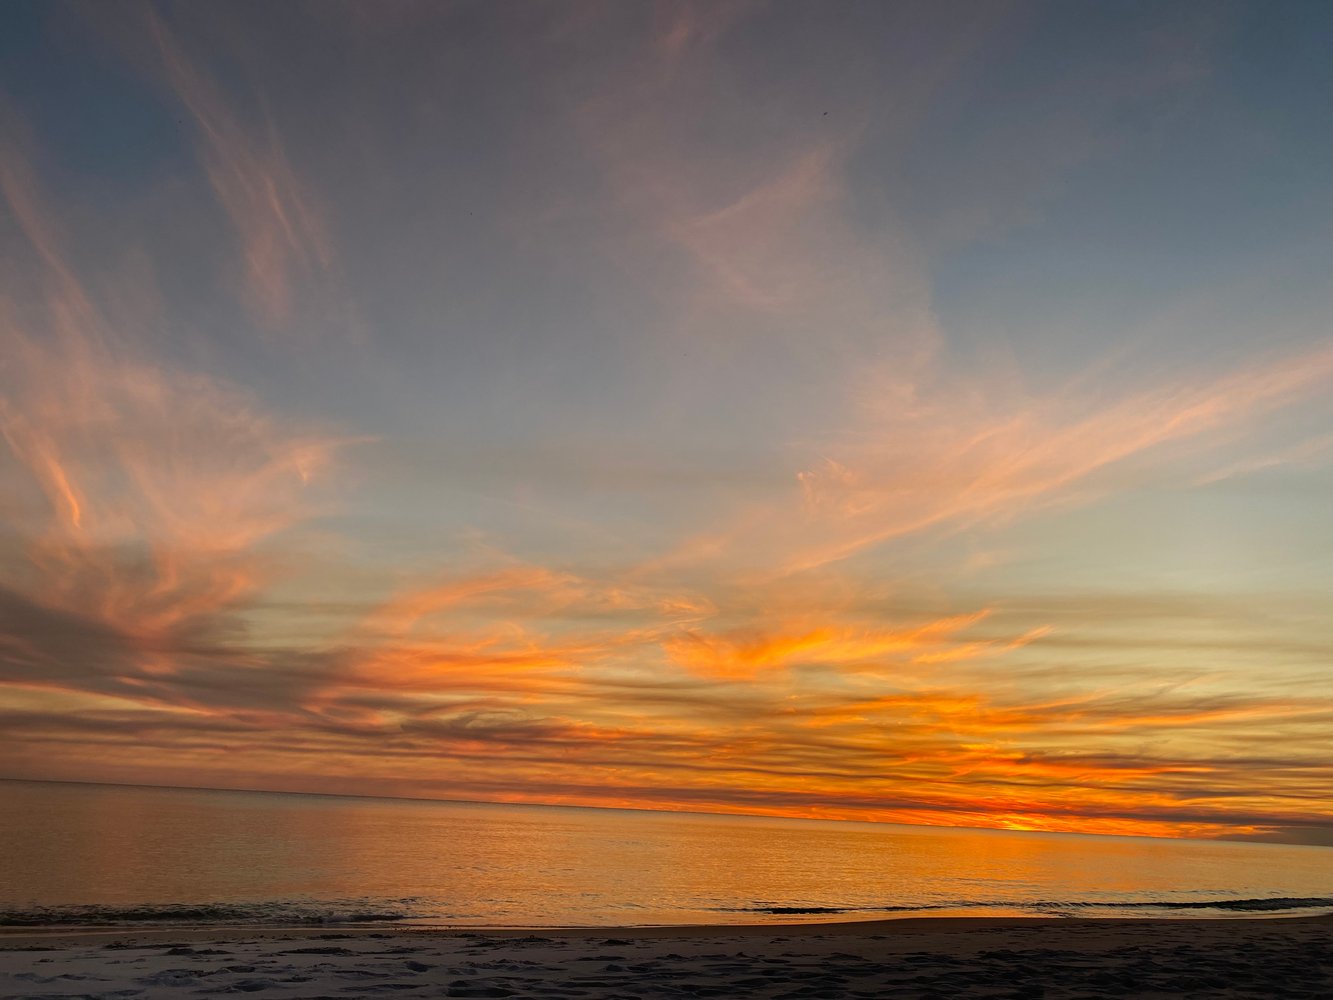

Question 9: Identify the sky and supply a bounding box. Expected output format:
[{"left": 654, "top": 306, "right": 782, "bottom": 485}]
[{"left": 2, "top": 0, "right": 1332, "bottom": 846}]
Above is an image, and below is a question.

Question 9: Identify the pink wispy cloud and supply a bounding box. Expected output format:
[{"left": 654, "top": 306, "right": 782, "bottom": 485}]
[
  {"left": 145, "top": 9, "right": 339, "bottom": 333},
  {"left": 0, "top": 136, "right": 342, "bottom": 644}
]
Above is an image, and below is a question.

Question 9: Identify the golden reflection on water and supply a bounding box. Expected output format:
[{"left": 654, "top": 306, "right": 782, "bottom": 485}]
[{"left": 2, "top": 780, "right": 1329, "bottom": 925}]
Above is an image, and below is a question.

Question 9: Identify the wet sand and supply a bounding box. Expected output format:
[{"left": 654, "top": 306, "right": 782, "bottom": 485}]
[{"left": 3, "top": 915, "right": 1331, "bottom": 998}]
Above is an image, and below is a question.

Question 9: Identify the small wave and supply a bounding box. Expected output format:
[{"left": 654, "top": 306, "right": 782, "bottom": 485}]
[
  {"left": 747, "top": 906, "right": 850, "bottom": 915},
  {"left": 0, "top": 902, "right": 410, "bottom": 928},
  {"left": 730, "top": 904, "right": 951, "bottom": 915},
  {"left": 724, "top": 896, "right": 1333, "bottom": 916},
  {"left": 1073, "top": 897, "right": 1333, "bottom": 913}
]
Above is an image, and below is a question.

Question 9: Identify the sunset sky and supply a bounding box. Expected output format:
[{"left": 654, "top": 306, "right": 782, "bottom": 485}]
[{"left": 3, "top": 1, "right": 1332, "bottom": 845}]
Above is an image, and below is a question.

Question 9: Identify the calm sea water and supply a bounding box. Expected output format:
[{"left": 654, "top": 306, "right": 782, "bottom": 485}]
[{"left": 1, "top": 779, "right": 1330, "bottom": 928}]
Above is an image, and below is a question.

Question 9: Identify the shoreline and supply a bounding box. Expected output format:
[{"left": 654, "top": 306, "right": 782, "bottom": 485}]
[
  {"left": 4, "top": 904, "right": 1329, "bottom": 941},
  {"left": 3, "top": 910, "right": 1331, "bottom": 946}
]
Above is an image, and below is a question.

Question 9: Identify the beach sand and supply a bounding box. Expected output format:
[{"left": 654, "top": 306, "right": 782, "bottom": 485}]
[{"left": 3, "top": 915, "right": 1330, "bottom": 999}]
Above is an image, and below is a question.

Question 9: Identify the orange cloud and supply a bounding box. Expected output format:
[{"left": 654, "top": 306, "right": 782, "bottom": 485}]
[{"left": 663, "top": 611, "right": 992, "bottom": 678}]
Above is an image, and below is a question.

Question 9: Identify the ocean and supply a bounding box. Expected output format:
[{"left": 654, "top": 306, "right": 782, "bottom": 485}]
[{"left": 1, "top": 779, "right": 1329, "bottom": 928}]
